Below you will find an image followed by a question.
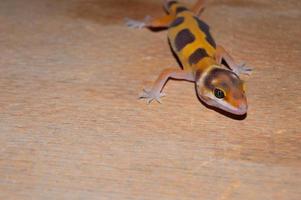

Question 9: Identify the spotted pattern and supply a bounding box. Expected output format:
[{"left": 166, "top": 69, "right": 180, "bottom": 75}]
[
  {"left": 194, "top": 17, "right": 216, "bottom": 48},
  {"left": 175, "top": 29, "right": 195, "bottom": 51},
  {"left": 176, "top": 7, "right": 188, "bottom": 14},
  {"left": 169, "top": 17, "right": 185, "bottom": 28},
  {"left": 188, "top": 48, "right": 209, "bottom": 65}
]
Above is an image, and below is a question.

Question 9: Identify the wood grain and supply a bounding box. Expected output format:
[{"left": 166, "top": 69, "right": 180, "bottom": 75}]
[{"left": 0, "top": 0, "right": 300, "bottom": 199}]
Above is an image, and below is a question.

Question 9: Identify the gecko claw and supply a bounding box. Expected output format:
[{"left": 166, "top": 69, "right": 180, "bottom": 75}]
[
  {"left": 147, "top": 98, "right": 154, "bottom": 104},
  {"left": 233, "top": 63, "right": 252, "bottom": 76},
  {"left": 139, "top": 89, "right": 165, "bottom": 104}
]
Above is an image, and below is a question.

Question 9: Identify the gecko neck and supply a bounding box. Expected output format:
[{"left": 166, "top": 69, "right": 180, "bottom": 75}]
[
  {"left": 193, "top": 56, "right": 237, "bottom": 81},
  {"left": 193, "top": 57, "right": 218, "bottom": 81}
]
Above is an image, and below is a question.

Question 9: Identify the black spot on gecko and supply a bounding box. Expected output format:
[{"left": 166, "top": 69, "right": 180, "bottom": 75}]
[
  {"left": 189, "top": 48, "right": 209, "bottom": 65},
  {"left": 169, "top": 17, "right": 184, "bottom": 28},
  {"left": 175, "top": 29, "right": 195, "bottom": 51},
  {"left": 176, "top": 7, "right": 188, "bottom": 14},
  {"left": 193, "top": 17, "right": 216, "bottom": 48}
]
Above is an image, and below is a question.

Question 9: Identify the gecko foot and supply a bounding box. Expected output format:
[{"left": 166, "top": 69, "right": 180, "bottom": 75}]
[
  {"left": 233, "top": 63, "right": 252, "bottom": 76},
  {"left": 125, "top": 16, "right": 151, "bottom": 29},
  {"left": 139, "top": 88, "right": 166, "bottom": 104}
]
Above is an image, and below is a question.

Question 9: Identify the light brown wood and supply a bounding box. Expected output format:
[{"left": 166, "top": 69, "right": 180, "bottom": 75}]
[{"left": 0, "top": 0, "right": 300, "bottom": 199}]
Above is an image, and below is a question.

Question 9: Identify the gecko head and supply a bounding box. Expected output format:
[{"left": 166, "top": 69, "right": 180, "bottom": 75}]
[{"left": 196, "top": 67, "right": 248, "bottom": 115}]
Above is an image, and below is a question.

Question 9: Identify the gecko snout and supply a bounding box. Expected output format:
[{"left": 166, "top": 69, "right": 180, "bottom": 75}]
[{"left": 235, "top": 102, "right": 248, "bottom": 115}]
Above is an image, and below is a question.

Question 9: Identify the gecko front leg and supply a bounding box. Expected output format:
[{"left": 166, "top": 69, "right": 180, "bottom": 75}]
[
  {"left": 139, "top": 68, "right": 194, "bottom": 104},
  {"left": 215, "top": 45, "right": 252, "bottom": 76}
]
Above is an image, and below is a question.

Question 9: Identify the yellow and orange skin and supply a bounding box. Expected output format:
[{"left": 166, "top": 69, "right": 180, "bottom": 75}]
[{"left": 131, "top": 1, "right": 249, "bottom": 115}]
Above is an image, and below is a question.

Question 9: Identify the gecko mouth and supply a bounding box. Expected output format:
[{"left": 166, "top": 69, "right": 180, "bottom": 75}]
[
  {"left": 206, "top": 98, "right": 247, "bottom": 115},
  {"left": 215, "top": 101, "right": 247, "bottom": 115},
  {"left": 196, "top": 92, "right": 248, "bottom": 115}
]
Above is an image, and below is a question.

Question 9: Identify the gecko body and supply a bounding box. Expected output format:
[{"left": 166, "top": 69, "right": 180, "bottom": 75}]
[{"left": 126, "top": 0, "right": 251, "bottom": 115}]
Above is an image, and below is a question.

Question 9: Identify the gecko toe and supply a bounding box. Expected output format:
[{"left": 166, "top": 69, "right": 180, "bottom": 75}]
[
  {"left": 234, "top": 63, "right": 253, "bottom": 76},
  {"left": 146, "top": 98, "right": 154, "bottom": 104},
  {"left": 155, "top": 97, "right": 162, "bottom": 104},
  {"left": 138, "top": 88, "right": 165, "bottom": 104},
  {"left": 125, "top": 18, "right": 146, "bottom": 29},
  {"left": 138, "top": 92, "right": 146, "bottom": 99},
  {"left": 160, "top": 92, "right": 166, "bottom": 97}
]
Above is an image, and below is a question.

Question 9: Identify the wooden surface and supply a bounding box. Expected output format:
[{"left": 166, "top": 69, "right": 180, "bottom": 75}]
[{"left": 0, "top": 0, "right": 300, "bottom": 199}]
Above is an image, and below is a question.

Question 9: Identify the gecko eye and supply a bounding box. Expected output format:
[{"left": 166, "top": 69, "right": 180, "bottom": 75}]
[{"left": 214, "top": 88, "right": 225, "bottom": 99}]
